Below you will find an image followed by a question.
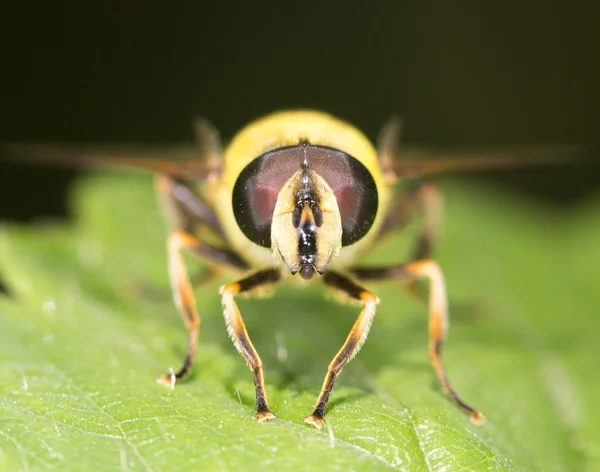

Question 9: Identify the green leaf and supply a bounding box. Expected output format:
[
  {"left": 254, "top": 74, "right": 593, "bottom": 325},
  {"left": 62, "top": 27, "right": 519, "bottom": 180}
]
[{"left": 1, "top": 172, "right": 598, "bottom": 471}]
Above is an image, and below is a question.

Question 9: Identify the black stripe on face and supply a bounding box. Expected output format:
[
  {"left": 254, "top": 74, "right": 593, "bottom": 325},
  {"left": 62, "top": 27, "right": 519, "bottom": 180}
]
[
  {"left": 295, "top": 168, "right": 321, "bottom": 280},
  {"left": 296, "top": 211, "right": 318, "bottom": 280},
  {"left": 298, "top": 222, "right": 317, "bottom": 260},
  {"left": 294, "top": 162, "right": 321, "bottom": 280}
]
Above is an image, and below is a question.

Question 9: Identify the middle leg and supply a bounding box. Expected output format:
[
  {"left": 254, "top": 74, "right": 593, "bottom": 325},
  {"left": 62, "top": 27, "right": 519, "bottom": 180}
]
[
  {"left": 157, "top": 230, "right": 249, "bottom": 388},
  {"left": 350, "top": 260, "right": 484, "bottom": 424},
  {"left": 376, "top": 181, "right": 443, "bottom": 304}
]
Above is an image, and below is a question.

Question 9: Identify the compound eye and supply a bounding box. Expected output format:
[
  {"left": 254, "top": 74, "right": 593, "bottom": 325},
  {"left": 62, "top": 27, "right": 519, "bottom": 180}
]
[
  {"left": 308, "top": 148, "right": 378, "bottom": 245},
  {"left": 232, "top": 150, "right": 308, "bottom": 247},
  {"left": 232, "top": 156, "right": 281, "bottom": 247}
]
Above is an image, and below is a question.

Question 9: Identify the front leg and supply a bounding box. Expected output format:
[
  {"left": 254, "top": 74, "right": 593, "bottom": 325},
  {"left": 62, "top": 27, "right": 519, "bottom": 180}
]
[
  {"left": 220, "top": 268, "right": 281, "bottom": 422},
  {"left": 305, "top": 271, "right": 379, "bottom": 429}
]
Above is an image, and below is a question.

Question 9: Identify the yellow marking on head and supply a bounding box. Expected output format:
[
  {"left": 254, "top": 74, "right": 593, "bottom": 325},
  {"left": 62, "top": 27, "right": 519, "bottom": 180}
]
[
  {"left": 222, "top": 110, "right": 382, "bottom": 191},
  {"left": 271, "top": 167, "right": 342, "bottom": 276}
]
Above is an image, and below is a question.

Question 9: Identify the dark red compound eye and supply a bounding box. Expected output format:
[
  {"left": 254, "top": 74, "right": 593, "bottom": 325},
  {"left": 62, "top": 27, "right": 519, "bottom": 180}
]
[{"left": 232, "top": 143, "right": 378, "bottom": 248}]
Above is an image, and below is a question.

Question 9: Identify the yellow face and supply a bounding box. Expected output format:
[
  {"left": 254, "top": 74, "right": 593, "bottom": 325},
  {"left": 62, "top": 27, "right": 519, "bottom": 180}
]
[
  {"left": 211, "top": 110, "right": 390, "bottom": 273},
  {"left": 271, "top": 155, "right": 343, "bottom": 279}
]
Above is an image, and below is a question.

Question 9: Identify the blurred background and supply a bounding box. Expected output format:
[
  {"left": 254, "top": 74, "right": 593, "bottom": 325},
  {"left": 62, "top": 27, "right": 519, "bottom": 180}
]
[{"left": 0, "top": 2, "right": 598, "bottom": 222}]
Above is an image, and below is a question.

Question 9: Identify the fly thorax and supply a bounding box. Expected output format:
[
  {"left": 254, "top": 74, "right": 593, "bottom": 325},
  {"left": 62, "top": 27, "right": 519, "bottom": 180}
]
[{"left": 271, "top": 166, "right": 342, "bottom": 280}]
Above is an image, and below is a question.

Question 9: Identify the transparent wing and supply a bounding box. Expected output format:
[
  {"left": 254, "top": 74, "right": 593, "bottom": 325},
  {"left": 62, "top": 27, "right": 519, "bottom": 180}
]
[
  {"left": 392, "top": 145, "right": 587, "bottom": 179},
  {"left": 0, "top": 117, "right": 222, "bottom": 179},
  {"left": 377, "top": 117, "right": 590, "bottom": 181}
]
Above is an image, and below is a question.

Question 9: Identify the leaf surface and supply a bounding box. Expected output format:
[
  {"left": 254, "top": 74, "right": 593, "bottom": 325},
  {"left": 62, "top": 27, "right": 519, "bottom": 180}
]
[{"left": 1, "top": 173, "right": 598, "bottom": 471}]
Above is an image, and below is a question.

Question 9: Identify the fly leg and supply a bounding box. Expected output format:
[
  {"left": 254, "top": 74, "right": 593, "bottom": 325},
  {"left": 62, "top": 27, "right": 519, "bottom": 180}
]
[
  {"left": 157, "top": 230, "right": 249, "bottom": 387},
  {"left": 350, "top": 260, "right": 484, "bottom": 424},
  {"left": 377, "top": 180, "right": 443, "bottom": 305},
  {"left": 155, "top": 173, "right": 226, "bottom": 240},
  {"left": 155, "top": 164, "right": 252, "bottom": 387},
  {"left": 220, "top": 269, "right": 281, "bottom": 421},
  {"left": 155, "top": 116, "right": 224, "bottom": 237},
  {"left": 155, "top": 173, "right": 230, "bottom": 284},
  {"left": 376, "top": 180, "right": 442, "bottom": 261},
  {"left": 305, "top": 271, "right": 379, "bottom": 429}
]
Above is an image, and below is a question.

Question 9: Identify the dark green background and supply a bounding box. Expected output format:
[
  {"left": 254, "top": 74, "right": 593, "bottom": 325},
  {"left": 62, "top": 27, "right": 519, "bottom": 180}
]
[{"left": 1, "top": 2, "right": 599, "bottom": 220}]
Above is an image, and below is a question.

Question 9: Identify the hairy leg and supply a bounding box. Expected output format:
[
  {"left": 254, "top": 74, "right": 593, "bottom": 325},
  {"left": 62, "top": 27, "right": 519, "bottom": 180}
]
[
  {"left": 349, "top": 260, "right": 484, "bottom": 424},
  {"left": 305, "top": 271, "right": 379, "bottom": 429},
  {"left": 220, "top": 269, "right": 281, "bottom": 421}
]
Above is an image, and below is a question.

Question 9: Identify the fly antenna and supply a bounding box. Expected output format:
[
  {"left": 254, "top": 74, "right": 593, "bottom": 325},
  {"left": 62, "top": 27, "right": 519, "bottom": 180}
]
[{"left": 299, "top": 139, "right": 310, "bottom": 169}]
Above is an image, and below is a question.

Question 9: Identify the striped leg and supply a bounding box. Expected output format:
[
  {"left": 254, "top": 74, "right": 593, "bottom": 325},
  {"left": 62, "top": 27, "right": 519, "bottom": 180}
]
[
  {"left": 350, "top": 260, "right": 484, "bottom": 424},
  {"left": 220, "top": 269, "right": 281, "bottom": 421},
  {"left": 155, "top": 173, "right": 226, "bottom": 239},
  {"left": 305, "top": 271, "right": 380, "bottom": 429},
  {"left": 157, "top": 231, "right": 248, "bottom": 388}
]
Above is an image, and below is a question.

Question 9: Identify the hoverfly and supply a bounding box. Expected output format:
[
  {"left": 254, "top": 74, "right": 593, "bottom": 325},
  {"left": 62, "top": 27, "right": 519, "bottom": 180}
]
[{"left": 1, "top": 110, "right": 579, "bottom": 429}]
